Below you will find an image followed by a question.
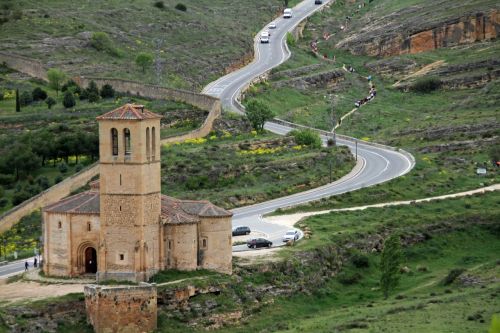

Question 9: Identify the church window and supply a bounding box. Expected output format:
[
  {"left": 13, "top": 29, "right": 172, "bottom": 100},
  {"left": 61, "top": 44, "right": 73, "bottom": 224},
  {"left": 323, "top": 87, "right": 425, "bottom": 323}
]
[
  {"left": 119, "top": 205, "right": 122, "bottom": 211},
  {"left": 123, "top": 128, "right": 131, "bottom": 155},
  {"left": 168, "top": 240, "right": 172, "bottom": 250},
  {"left": 119, "top": 174, "right": 122, "bottom": 186},
  {"left": 58, "top": 221, "right": 62, "bottom": 229},
  {"left": 146, "top": 127, "right": 150, "bottom": 160},
  {"left": 202, "top": 239, "right": 207, "bottom": 248},
  {"left": 151, "top": 127, "right": 156, "bottom": 159},
  {"left": 119, "top": 254, "right": 124, "bottom": 261},
  {"left": 87, "top": 222, "right": 91, "bottom": 232},
  {"left": 111, "top": 128, "right": 118, "bottom": 156}
]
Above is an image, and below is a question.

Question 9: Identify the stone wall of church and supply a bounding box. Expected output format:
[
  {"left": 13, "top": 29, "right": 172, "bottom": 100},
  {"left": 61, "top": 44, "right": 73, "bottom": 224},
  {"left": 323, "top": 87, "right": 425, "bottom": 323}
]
[
  {"left": 84, "top": 283, "right": 157, "bottom": 333},
  {"left": 69, "top": 214, "right": 100, "bottom": 275},
  {"left": 198, "top": 217, "right": 232, "bottom": 274},
  {"left": 43, "top": 212, "right": 71, "bottom": 276},
  {"left": 163, "top": 223, "right": 198, "bottom": 271}
]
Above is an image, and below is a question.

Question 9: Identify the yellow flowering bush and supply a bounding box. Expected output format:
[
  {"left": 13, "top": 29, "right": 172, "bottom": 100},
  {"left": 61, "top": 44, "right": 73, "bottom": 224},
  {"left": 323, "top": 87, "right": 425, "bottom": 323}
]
[
  {"left": 3, "top": 90, "right": 15, "bottom": 100},
  {"left": 251, "top": 130, "right": 258, "bottom": 136},
  {"left": 238, "top": 147, "right": 282, "bottom": 155},
  {"left": 222, "top": 130, "right": 232, "bottom": 138},
  {"left": 184, "top": 137, "right": 207, "bottom": 144},
  {"left": 209, "top": 135, "right": 217, "bottom": 140}
]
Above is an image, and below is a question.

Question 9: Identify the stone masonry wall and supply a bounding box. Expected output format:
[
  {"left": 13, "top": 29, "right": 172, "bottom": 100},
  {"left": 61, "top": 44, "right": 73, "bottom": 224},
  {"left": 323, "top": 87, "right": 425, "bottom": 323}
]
[{"left": 84, "top": 283, "right": 157, "bottom": 333}]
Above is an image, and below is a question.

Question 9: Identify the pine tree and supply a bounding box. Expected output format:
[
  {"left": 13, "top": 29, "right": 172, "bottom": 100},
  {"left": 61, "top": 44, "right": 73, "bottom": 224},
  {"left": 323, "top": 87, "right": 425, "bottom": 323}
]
[
  {"left": 15, "top": 88, "right": 20, "bottom": 112},
  {"left": 380, "top": 234, "right": 403, "bottom": 299}
]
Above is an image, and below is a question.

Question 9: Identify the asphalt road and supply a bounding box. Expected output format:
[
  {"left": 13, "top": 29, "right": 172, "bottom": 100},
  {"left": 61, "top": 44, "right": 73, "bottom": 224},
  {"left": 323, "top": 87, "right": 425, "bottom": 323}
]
[{"left": 203, "top": 0, "right": 415, "bottom": 251}]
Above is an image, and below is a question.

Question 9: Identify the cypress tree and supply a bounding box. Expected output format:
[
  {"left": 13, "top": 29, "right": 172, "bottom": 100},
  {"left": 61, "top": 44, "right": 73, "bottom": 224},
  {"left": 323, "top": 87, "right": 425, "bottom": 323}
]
[
  {"left": 380, "top": 234, "right": 403, "bottom": 299},
  {"left": 15, "top": 88, "right": 20, "bottom": 112}
]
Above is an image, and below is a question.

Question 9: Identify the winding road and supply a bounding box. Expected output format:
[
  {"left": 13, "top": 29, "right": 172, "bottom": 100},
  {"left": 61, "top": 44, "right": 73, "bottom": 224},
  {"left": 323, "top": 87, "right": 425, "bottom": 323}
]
[{"left": 203, "top": 0, "right": 415, "bottom": 251}]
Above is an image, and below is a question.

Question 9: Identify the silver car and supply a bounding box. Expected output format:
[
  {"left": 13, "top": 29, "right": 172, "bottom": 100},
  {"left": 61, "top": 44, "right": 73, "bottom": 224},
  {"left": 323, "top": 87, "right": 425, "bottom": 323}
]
[{"left": 282, "top": 230, "right": 299, "bottom": 242}]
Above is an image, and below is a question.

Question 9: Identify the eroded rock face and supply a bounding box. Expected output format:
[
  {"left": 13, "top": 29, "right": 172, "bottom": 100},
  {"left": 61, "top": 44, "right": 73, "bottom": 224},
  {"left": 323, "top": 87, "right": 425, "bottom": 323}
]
[{"left": 337, "top": 9, "right": 499, "bottom": 57}]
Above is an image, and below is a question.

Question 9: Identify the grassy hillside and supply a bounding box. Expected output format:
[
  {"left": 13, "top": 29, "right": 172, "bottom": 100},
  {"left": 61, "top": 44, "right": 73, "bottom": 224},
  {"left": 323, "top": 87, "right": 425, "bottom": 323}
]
[{"left": 0, "top": 0, "right": 286, "bottom": 90}]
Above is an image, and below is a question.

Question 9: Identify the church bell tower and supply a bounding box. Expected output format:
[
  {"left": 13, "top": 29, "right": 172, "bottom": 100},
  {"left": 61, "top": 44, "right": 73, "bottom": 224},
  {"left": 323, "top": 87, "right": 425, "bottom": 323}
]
[{"left": 96, "top": 103, "right": 162, "bottom": 282}]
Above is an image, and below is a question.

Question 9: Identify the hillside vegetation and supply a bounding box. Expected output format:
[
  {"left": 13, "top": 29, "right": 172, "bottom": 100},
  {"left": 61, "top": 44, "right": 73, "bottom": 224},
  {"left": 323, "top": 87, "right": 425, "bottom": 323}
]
[{"left": 0, "top": 0, "right": 286, "bottom": 89}]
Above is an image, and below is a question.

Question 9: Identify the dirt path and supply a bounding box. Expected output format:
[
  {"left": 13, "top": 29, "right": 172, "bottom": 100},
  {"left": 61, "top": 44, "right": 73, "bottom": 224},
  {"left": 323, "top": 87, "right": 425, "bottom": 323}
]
[
  {"left": 0, "top": 280, "right": 85, "bottom": 303},
  {"left": 393, "top": 60, "right": 446, "bottom": 87}
]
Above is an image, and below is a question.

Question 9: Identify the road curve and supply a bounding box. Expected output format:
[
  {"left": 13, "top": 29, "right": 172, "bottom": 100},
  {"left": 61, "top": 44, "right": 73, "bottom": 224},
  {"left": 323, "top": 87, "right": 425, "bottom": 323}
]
[{"left": 202, "top": 0, "right": 415, "bottom": 251}]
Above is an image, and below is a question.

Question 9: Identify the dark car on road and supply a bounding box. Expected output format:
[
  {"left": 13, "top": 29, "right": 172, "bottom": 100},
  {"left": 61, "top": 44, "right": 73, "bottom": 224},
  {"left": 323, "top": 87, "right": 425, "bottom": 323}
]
[
  {"left": 232, "top": 226, "right": 251, "bottom": 236},
  {"left": 315, "top": 0, "right": 323, "bottom": 4},
  {"left": 247, "top": 238, "right": 273, "bottom": 249}
]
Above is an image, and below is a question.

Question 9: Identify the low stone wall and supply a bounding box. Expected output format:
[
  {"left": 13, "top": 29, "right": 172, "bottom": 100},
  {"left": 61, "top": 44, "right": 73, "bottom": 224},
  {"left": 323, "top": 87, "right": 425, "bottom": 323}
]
[
  {"left": 0, "top": 51, "right": 48, "bottom": 81},
  {"left": 84, "top": 283, "right": 157, "bottom": 333},
  {"left": 0, "top": 164, "right": 99, "bottom": 234}
]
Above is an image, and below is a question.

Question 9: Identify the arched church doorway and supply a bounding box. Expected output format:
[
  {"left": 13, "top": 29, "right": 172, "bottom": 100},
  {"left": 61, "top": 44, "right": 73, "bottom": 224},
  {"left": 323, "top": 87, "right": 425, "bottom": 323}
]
[{"left": 84, "top": 247, "right": 97, "bottom": 273}]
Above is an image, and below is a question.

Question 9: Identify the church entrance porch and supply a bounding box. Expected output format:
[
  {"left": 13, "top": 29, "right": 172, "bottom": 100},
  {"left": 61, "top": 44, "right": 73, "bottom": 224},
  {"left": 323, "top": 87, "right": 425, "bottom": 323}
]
[{"left": 76, "top": 242, "right": 98, "bottom": 275}]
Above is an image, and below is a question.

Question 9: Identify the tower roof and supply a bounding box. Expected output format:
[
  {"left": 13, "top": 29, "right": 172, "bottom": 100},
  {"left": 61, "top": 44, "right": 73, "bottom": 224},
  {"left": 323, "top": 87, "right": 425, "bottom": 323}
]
[{"left": 96, "top": 103, "right": 162, "bottom": 121}]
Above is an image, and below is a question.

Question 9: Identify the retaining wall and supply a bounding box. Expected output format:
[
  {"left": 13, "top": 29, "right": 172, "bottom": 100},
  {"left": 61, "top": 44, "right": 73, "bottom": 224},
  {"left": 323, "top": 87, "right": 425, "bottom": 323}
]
[
  {"left": 0, "top": 51, "right": 48, "bottom": 81},
  {"left": 0, "top": 164, "right": 99, "bottom": 234}
]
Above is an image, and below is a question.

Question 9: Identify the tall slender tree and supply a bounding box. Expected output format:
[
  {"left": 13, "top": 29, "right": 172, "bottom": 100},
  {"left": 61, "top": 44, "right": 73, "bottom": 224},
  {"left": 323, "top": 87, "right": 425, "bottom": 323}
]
[
  {"left": 15, "top": 89, "right": 20, "bottom": 112},
  {"left": 380, "top": 234, "right": 403, "bottom": 299}
]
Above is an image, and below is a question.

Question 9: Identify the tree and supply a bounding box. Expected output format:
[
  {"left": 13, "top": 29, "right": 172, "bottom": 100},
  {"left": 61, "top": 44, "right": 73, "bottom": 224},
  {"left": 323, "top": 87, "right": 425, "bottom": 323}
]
[
  {"left": 380, "top": 234, "right": 403, "bottom": 299},
  {"left": 15, "top": 88, "right": 20, "bottom": 112},
  {"left": 19, "top": 91, "right": 33, "bottom": 106},
  {"left": 5, "top": 144, "right": 41, "bottom": 180},
  {"left": 86, "top": 81, "right": 100, "bottom": 102},
  {"left": 45, "top": 97, "right": 56, "bottom": 109},
  {"left": 32, "top": 87, "right": 48, "bottom": 101},
  {"left": 100, "top": 84, "right": 115, "bottom": 98},
  {"left": 135, "top": 52, "right": 153, "bottom": 73},
  {"left": 62, "top": 91, "right": 76, "bottom": 108},
  {"left": 47, "top": 68, "right": 66, "bottom": 96},
  {"left": 245, "top": 100, "right": 274, "bottom": 132}
]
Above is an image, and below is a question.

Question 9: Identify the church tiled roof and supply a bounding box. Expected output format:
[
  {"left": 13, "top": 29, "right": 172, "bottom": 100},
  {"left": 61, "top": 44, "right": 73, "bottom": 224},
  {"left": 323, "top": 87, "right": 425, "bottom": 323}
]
[
  {"left": 96, "top": 103, "right": 162, "bottom": 120},
  {"left": 43, "top": 191, "right": 100, "bottom": 214}
]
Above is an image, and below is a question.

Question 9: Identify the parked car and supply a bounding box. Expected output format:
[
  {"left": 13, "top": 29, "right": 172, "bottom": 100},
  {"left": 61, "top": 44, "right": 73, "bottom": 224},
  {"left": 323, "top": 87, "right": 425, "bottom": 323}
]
[
  {"left": 232, "top": 226, "right": 251, "bottom": 236},
  {"left": 283, "top": 8, "right": 292, "bottom": 18},
  {"left": 282, "top": 230, "right": 299, "bottom": 242},
  {"left": 268, "top": 22, "right": 277, "bottom": 29},
  {"left": 247, "top": 238, "right": 273, "bottom": 249},
  {"left": 260, "top": 31, "right": 270, "bottom": 43},
  {"left": 315, "top": 0, "right": 323, "bottom": 4}
]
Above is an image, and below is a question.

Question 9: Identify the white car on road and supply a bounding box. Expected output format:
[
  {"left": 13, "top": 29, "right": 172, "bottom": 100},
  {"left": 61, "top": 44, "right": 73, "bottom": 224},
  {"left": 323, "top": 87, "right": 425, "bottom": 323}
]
[
  {"left": 282, "top": 230, "right": 299, "bottom": 242},
  {"left": 260, "top": 31, "right": 270, "bottom": 43},
  {"left": 268, "top": 22, "right": 277, "bottom": 29},
  {"left": 284, "top": 8, "right": 292, "bottom": 18}
]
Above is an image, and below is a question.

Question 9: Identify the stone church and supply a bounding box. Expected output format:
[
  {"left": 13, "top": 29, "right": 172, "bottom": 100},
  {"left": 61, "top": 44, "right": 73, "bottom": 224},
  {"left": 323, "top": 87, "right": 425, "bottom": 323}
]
[{"left": 42, "top": 104, "right": 233, "bottom": 282}]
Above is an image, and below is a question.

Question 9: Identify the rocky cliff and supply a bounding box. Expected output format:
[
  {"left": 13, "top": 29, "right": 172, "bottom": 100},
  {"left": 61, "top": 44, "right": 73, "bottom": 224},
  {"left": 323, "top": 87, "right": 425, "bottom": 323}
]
[{"left": 337, "top": 8, "right": 499, "bottom": 57}]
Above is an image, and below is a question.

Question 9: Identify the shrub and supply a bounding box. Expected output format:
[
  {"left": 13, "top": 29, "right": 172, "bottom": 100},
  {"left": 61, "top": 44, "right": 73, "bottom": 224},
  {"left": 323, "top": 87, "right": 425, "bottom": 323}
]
[
  {"left": 351, "top": 252, "right": 370, "bottom": 268},
  {"left": 337, "top": 271, "right": 362, "bottom": 285},
  {"left": 0, "top": 174, "right": 15, "bottom": 186},
  {"left": 290, "top": 129, "right": 322, "bottom": 148},
  {"left": 0, "top": 197, "right": 8, "bottom": 208},
  {"left": 12, "top": 190, "right": 31, "bottom": 206},
  {"left": 442, "top": 268, "right": 466, "bottom": 285},
  {"left": 61, "top": 79, "right": 82, "bottom": 95},
  {"left": 286, "top": 32, "right": 296, "bottom": 47},
  {"left": 410, "top": 77, "right": 442, "bottom": 93},
  {"left": 175, "top": 3, "right": 187, "bottom": 11},
  {"left": 54, "top": 175, "right": 63, "bottom": 184},
  {"left": 154, "top": 1, "right": 165, "bottom": 9},
  {"left": 36, "top": 176, "right": 50, "bottom": 190},
  {"left": 58, "top": 162, "right": 68, "bottom": 173},
  {"left": 75, "top": 163, "right": 83, "bottom": 172},
  {"left": 45, "top": 96, "right": 56, "bottom": 109},
  {"left": 88, "top": 91, "right": 99, "bottom": 103},
  {"left": 90, "top": 32, "right": 121, "bottom": 57},
  {"left": 85, "top": 80, "right": 100, "bottom": 102},
  {"left": 19, "top": 91, "right": 33, "bottom": 106},
  {"left": 32, "top": 87, "right": 47, "bottom": 101},
  {"left": 62, "top": 91, "right": 76, "bottom": 108},
  {"left": 100, "top": 84, "right": 115, "bottom": 98}
]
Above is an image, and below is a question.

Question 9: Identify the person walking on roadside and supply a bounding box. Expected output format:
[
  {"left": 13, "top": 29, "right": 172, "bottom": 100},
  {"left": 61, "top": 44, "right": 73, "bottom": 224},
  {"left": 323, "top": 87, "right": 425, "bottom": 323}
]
[
  {"left": 24, "top": 261, "right": 29, "bottom": 271},
  {"left": 34, "top": 257, "right": 38, "bottom": 268}
]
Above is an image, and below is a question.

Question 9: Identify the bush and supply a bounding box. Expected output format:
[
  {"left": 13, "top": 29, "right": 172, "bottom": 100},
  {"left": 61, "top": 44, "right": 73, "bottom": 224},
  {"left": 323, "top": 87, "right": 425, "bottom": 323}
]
[
  {"left": 12, "top": 190, "right": 31, "bottom": 206},
  {"left": 61, "top": 79, "right": 82, "bottom": 95},
  {"left": 36, "top": 176, "right": 50, "bottom": 190},
  {"left": 62, "top": 91, "right": 76, "bottom": 108},
  {"left": 154, "top": 1, "right": 165, "bottom": 9},
  {"left": 86, "top": 81, "right": 100, "bottom": 102},
  {"left": 45, "top": 96, "right": 56, "bottom": 109},
  {"left": 351, "top": 252, "right": 370, "bottom": 268},
  {"left": 88, "top": 91, "right": 99, "bottom": 103},
  {"left": 32, "top": 87, "right": 47, "bottom": 101},
  {"left": 58, "top": 162, "right": 68, "bottom": 173},
  {"left": 0, "top": 197, "right": 8, "bottom": 208},
  {"left": 19, "top": 91, "right": 33, "bottom": 106},
  {"left": 0, "top": 174, "right": 15, "bottom": 186},
  {"left": 337, "top": 271, "right": 362, "bottom": 285},
  {"left": 175, "top": 3, "right": 187, "bottom": 11},
  {"left": 442, "top": 268, "right": 466, "bottom": 285},
  {"left": 75, "top": 163, "right": 83, "bottom": 172},
  {"left": 290, "top": 129, "right": 322, "bottom": 148},
  {"left": 410, "top": 77, "right": 442, "bottom": 93},
  {"left": 90, "top": 32, "right": 121, "bottom": 57},
  {"left": 286, "top": 32, "right": 296, "bottom": 47},
  {"left": 100, "top": 84, "right": 115, "bottom": 98},
  {"left": 54, "top": 175, "right": 63, "bottom": 184}
]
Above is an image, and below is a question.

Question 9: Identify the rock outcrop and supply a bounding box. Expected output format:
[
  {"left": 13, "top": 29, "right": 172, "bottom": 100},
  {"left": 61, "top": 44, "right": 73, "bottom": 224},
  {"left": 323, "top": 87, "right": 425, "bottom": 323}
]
[{"left": 337, "top": 8, "right": 499, "bottom": 57}]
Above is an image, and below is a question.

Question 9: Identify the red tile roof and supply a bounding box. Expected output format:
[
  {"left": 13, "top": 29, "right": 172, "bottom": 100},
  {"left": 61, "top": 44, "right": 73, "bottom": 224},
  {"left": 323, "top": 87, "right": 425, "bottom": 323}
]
[
  {"left": 96, "top": 103, "right": 162, "bottom": 120},
  {"left": 44, "top": 191, "right": 100, "bottom": 214}
]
